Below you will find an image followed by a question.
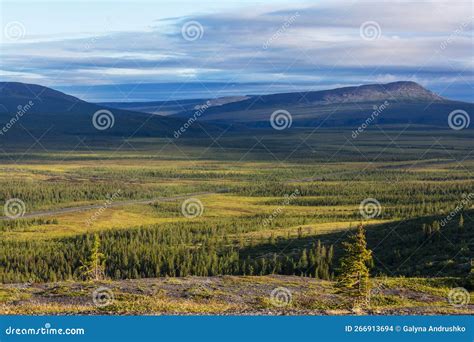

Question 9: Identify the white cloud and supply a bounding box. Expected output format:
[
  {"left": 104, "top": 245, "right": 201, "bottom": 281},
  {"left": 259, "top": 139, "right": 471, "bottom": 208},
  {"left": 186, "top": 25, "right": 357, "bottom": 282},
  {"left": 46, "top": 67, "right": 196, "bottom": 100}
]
[{"left": 0, "top": 0, "right": 472, "bottom": 100}]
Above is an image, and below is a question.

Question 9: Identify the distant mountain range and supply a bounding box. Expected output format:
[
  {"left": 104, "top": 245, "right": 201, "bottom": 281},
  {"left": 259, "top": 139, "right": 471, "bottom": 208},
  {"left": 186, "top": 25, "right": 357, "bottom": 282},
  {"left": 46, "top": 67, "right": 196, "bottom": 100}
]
[
  {"left": 99, "top": 96, "right": 250, "bottom": 116},
  {"left": 171, "top": 81, "right": 473, "bottom": 128},
  {"left": 0, "top": 81, "right": 472, "bottom": 141},
  {"left": 100, "top": 81, "right": 473, "bottom": 128}
]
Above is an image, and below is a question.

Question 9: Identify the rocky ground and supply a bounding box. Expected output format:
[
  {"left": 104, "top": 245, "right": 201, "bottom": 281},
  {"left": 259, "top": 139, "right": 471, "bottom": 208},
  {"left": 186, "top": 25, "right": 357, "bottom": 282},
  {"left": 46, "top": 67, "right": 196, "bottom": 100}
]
[{"left": 0, "top": 276, "right": 472, "bottom": 315}]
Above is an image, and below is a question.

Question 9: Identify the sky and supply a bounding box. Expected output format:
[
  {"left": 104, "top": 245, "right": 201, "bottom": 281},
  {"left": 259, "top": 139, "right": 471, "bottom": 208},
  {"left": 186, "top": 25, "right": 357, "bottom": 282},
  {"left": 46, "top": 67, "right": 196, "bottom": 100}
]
[{"left": 1, "top": 0, "right": 473, "bottom": 102}]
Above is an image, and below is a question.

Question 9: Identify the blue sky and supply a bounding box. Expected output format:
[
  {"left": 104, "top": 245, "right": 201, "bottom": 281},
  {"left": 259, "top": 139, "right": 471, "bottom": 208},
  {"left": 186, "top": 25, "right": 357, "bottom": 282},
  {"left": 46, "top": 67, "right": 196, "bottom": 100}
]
[{"left": 1, "top": 0, "right": 473, "bottom": 102}]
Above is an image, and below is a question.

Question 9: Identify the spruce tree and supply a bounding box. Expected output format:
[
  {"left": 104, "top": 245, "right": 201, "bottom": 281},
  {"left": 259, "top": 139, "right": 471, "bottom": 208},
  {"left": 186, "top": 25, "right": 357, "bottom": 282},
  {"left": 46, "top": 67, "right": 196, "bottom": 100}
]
[
  {"left": 459, "top": 214, "right": 464, "bottom": 231},
  {"left": 337, "top": 224, "right": 373, "bottom": 308},
  {"left": 79, "top": 233, "right": 106, "bottom": 281}
]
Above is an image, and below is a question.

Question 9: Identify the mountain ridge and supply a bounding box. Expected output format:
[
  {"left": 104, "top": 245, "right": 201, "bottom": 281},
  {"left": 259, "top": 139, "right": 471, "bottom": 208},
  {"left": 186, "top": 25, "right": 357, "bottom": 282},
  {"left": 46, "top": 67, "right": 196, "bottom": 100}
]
[
  {"left": 247, "top": 81, "right": 445, "bottom": 106},
  {"left": 0, "top": 81, "right": 471, "bottom": 137},
  {"left": 170, "top": 81, "right": 471, "bottom": 128},
  {"left": 172, "top": 81, "right": 448, "bottom": 115},
  {"left": 0, "top": 81, "right": 221, "bottom": 138}
]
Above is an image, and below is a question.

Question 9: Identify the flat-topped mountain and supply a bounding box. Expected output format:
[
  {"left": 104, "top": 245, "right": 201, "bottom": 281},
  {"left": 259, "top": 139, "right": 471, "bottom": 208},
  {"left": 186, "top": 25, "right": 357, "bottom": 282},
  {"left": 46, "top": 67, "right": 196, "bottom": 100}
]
[
  {"left": 304, "top": 81, "right": 443, "bottom": 104},
  {"left": 250, "top": 81, "right": 443, "bottom": 106},
  {"left": 171, "top": 81, "right": 471, "bottom": 128}
]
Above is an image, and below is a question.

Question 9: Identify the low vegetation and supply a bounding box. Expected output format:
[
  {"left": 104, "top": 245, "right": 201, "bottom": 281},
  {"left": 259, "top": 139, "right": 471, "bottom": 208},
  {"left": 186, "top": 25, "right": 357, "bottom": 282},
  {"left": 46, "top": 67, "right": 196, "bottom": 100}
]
[{"left": 0, "top": 129, "right": 473, "bottom": 314}]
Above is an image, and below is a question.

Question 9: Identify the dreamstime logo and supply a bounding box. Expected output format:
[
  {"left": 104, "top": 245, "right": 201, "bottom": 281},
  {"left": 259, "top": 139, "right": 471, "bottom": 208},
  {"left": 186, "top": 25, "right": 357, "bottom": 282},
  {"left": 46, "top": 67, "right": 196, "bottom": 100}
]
[
  {"left": 83, "top": 21, "right": 110, "bottom": 50},
  {"left": 263, "top": 12, "right": 299, "bottom": 49},
  {"left": 359, "top": 21, "right": 381, "bottom": 41},
  {"left": 447, "top": 287, "right": 470, "bottom": 307},
  {"left": 92, "top": 286, "right": 114, "bottom": 307},
  {"left": 440, "top": 192, "right": 473, "bottom": 227},
  {"left": 0, "top": 100, "right": 35, "bottom": 136},
  {"left": 359, "top": 198, "right": 382, "bottom": 219},
  {"left": 92, "top": 109, "right": 115, "bottom": 131},
  {"left": 369, "top": 283, "right": 386, "bottom": 301},
  {"left": 270, "top": 287, "right": 292, "bottom": 307},
  {"left": 448, "top": 109, "right": 470, "bottom": 131},
  {"left": 4, "top": 21, "right": 26, "bottom": 40},
  {"left": 181, "top": 21, "right": 204, "bottom": 41},
  {"left": 263, "top": 189, "right": 300, "bottom": 226},
  {"left": 174, "top": 100, "right": 211, "bottom": 138},
  {"left": 3, "top": 198, "right": 26, "bottom": 219},
  {"left": 181, "top": 198, "right": 204, "bottom": 218},
  {"left": 270, "top": 109, "right": 292, "bottom": 130},
  {"left": 85, "top": 189, "right": 122, "bottom": 226},
  {"left": 439, "top": 16, "right": 474, "bottom": 51},
  {"left": 352, "top": 101, "right": 390, "bottom": 139},
  {"left": 4, "top": 322, "right": 85, "bottom": 336}
]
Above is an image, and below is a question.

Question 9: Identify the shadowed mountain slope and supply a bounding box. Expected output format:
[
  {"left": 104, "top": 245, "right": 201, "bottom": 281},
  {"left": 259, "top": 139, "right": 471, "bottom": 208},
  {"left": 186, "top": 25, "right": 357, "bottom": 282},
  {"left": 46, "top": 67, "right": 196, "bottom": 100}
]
[
  {"left": 0, "top": 82, "right": 219, "bottom": 139},
  {"left": 172, "top": 81, "right": 473, "bottom": 128}
]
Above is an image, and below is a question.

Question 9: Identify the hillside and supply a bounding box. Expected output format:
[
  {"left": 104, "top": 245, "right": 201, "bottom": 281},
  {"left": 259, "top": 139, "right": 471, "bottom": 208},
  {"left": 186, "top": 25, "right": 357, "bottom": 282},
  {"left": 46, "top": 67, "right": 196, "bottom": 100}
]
[
  {"left": 1, "top": 275, "right": 472, "bottom": 315},
  {"left": 99, "top": 96, "right": 250, "bottom": 116},
  {"left": 0, "top": 82, "right": 219, "bottom": 139},
  {"left": 240, "top": 209, "right": 474, "bottom": 278},
  {"left": 172, "top": 81, "right": 473, "bottom": 128}
]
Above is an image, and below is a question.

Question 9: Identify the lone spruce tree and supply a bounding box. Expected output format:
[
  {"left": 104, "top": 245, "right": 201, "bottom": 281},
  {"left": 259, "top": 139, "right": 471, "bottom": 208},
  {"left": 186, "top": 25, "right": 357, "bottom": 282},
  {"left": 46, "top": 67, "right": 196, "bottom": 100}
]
[
  {"left": 459, "top": 214, "right": 464, "bottom": 231},
  {"left": 337, "top": 224, "right": 373, "bottom": 308},
  {"left": 79, "top": 233, "right": 106, "bottom": 281}
]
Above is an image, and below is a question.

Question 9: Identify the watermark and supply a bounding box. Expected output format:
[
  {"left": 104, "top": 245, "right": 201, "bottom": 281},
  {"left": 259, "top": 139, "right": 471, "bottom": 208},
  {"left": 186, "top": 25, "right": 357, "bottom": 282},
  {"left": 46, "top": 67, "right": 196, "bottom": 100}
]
[
  {"left": 92, "top": 109, "right": 115, "bottom": 131},
  {"left": 263, "top": 12, "right": 300, "bottom": 49},
  {"left": 440, "top": 193, "right": 473, "bottom": 227},
  {"left": 263, "top": 189, "right": 300, "bottom": 226},
  {"left": 439, "top": 16, "right": 474, "bottom": 51},
  {"left": 174, "top": 100, "right": 211, "bottom": 138},
  {"left": 4, "top": 21, "right": 26, "bottom": 41},
  {"left": 359, "top": 21, "right": 382, "bottom": 41},
  {"left": 270, "top": 287, "right": 292, "bottom": 307},
  {"left": 270, "top": 109, "right": 292, "bottom": 130},
  {"left": 369, "top": 282, "right": 386, "bottom": 305},
  {"left": 447, "top": 287, "right": 470, "bottom": 307},
  {"left": 352, "top": 101, "right": 390, "bottom": 139},
  {"left": 83, "top": 21, "right": 110, "bottom": 50},
  {"left": 84, "top": 35, "right": 102, "bottom": 50},
  {"left": 5, "top": 323, "right": 85, "bottom": 336},
  {"left": 448, "top": 109, "right": 470, "bottom": 131},
  {"left": 181, "top": 21, "right": 204, "bottom": 41},
  {"left": 0, "top": 101, "right": 35, "bottom": 136},
  {"left": 359, "top": 198, "right": 382, "bottom": 219},
  {"left": 92, "top": 286, "right": 115, "bottom": 307},
  {"left": 3, "top": 198, "right": 26, "bottom": 219},
  {"left": 181, "top": 198, "right": 204, "bottom": 218},
  {"left": 85, "top": 189, "right": 122, "bottom": 226}
]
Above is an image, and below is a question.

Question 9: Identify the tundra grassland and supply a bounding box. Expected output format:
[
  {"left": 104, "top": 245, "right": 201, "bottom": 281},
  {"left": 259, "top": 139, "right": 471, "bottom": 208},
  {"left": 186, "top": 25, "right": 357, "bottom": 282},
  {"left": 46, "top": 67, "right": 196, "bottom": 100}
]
[{"left": 1, "top": 129, "right": 473, "bottom": 314}]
